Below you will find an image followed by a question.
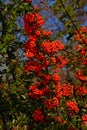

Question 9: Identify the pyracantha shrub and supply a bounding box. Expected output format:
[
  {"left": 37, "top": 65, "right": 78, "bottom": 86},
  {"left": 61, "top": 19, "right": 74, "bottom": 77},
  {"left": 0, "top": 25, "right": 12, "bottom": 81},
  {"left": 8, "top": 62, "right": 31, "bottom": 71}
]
[{"left": 24, "top": 1, "right": 87, "bottom": 129}]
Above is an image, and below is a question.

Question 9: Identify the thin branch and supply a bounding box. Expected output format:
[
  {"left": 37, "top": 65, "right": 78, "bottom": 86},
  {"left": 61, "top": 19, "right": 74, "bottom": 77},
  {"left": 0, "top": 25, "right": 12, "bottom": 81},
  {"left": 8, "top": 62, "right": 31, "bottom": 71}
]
[{"left": 59, "top": 0, "right": 86, "bottom": 44}]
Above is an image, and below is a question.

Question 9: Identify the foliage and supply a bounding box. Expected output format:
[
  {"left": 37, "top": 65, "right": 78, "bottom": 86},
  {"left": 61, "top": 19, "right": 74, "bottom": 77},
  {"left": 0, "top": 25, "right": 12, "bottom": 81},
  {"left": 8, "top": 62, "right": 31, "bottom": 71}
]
[
  {"left": 0, "top": 0, "right": 33, "bottom": 129},
  {"left": 0, "top": 0, "right": 87, "bottom": 130}
]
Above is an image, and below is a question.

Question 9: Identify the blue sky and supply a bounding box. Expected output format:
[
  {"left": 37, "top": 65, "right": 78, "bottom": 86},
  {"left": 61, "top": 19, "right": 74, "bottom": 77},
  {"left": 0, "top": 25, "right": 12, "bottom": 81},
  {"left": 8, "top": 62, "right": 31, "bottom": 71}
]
[{"left": 82, "top": 5, "right": 87, "bottom": 26}]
